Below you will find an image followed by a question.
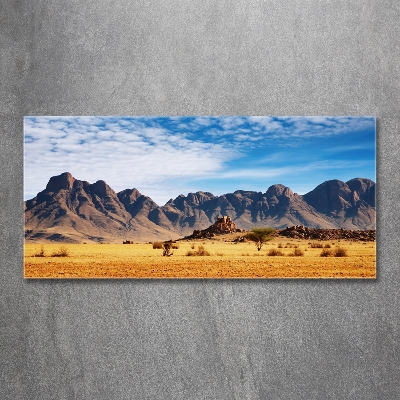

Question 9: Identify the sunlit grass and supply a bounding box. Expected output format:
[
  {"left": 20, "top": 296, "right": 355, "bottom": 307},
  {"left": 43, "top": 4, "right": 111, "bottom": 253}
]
[{"left": 24, "top": 238, "right": 376, "bottom": 279}]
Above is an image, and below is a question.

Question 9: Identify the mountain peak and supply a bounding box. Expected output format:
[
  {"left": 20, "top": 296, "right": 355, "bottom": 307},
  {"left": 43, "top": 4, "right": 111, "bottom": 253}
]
[
  {"left": 46, "top": 172, "right": 76, "bottom": 192},
  {"left": 266, "top": 184, "right": 293, "bottom": 198},
  {"left": 117, "top": 188, "right": 142, "bottom": 204},
  {"left": 346, "top": 177, "right": 375, "bottom": 192},
  {"left": 90, "top": 180, "right": 115, "bottom": 197},
  {"left": 302, "top": 178, "right": 376, "bottom": 216},
  {"left": 26, "top": 175, "right": 376, "bottom": 243}
]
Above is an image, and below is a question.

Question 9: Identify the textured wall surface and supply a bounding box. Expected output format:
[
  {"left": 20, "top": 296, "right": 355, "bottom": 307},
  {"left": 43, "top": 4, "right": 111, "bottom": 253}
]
[{"left": 2, "top": 1, "right": 400, "bottom": 399}]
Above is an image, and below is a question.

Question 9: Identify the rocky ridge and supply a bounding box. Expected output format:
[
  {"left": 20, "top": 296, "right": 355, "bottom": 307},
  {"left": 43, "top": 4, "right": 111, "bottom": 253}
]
[
  {"left": 25, "top": 172, "right": 376, "bottom": 243},
  {"left": 24, "top": 172, "right": 177, "bottom": 243}
]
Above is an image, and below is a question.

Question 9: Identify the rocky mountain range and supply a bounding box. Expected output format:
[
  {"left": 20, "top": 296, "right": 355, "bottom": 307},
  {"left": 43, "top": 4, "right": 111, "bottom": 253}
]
[{"left": 25, "top": 172, "right": 376, "bottom": 243}]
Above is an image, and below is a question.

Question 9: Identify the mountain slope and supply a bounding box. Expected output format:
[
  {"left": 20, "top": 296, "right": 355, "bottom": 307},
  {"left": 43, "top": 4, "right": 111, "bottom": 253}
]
[
  {"left": 25, "top": 173, "right": 179, "bottom": 243},
  {"left": 159, "top": 182, "right": 365, "bottom": 235},
  {"left": 25, "top": 173, "right": 376, "bottom": 243},
  {"left": 302, "top": 179, "right": 376, "bottom": 229}
]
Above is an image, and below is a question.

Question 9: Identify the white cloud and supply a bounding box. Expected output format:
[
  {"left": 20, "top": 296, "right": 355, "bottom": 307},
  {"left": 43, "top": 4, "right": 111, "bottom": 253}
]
[
  {"left": 248, "top": 116, "right": 274, "bottom": 127},
  {"left": 23, "top": 116, "right": 375, "bottom": 204},
  {"left": 206, "top": 159, "right": 372, "bottom": 182},
  {"left": 215, "top": 167, "right": 293, "bottom": 179},
  {"left": 200, "top": 116, "right": 375, "bottom": 143},
  {"left": 24, "top": 117, "right": 241, "bottom": 205},
  {"left": 193, "top": 116, "right": 215, "bottom": 126}
]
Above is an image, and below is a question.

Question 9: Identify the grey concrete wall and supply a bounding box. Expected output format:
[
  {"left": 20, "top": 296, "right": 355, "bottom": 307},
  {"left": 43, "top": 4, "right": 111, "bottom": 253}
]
[{"left": 2, "top": 1, "right": 399, "bottom": 399}]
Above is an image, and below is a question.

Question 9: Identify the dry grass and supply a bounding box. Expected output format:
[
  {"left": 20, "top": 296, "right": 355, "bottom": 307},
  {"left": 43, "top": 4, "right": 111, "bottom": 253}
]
[
  {"left": 33, "top": 244, "right": 46, "bottom": 257},
  {"left": 320, "top": 248, "right": 332, "bottom": 257},
  {"left": 51, "top": 246, "right": 69, "bottom": 257},
  {"left": 186, "top": 245, "right": 210, "bottom": 256},
  {"left": 310, "top": 242, "right": 324, "bottom": 248},
  {"left": 268, "top": 249, "right": 284, "bottom": 256},
  {"left": 333, "top": 246, "right": 348, "bottom": 257},
  {"left": 290, "top": 248, "right": 304, "bottom": 257},
  {"left": 24, "top": 238, "right": 376, "bottom": 278},
  {"left": 320, "top": 246, "right": 348, "bottom": 257}
]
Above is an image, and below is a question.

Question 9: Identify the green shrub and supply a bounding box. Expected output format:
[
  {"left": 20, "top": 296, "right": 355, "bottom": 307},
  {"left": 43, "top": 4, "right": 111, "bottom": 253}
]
[
  {"left": 245, "top": 227, "right": 275, "bottom": 251},
  {"left": 152, "top": 242, "right": 163, "bottom": 249}
]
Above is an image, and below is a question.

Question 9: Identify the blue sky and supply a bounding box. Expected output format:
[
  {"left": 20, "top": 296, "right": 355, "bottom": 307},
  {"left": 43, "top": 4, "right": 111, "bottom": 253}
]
[{"left": 24, "top": 116, "right": 376, "bottom": 205}]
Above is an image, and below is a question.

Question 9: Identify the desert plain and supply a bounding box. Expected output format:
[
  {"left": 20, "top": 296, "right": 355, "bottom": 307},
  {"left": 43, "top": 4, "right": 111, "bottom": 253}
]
[{"left": 24, "top": 234, "right": 376, "bottom": 279}]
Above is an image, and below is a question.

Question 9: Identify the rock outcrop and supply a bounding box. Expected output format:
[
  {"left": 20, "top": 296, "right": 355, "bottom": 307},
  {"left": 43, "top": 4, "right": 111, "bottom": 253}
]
[
  {"left": 184, "top": 216, "right": 241, "bottom": 239},
  {"left": 278, "top": 225, "right": 375, "bottom": 241}
]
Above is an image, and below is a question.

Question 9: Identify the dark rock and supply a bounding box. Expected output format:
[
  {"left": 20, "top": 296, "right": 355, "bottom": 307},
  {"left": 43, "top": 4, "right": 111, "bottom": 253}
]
[
  {"left": 278, "top": 225, "right": 375, "bottom": 241},
  {"left": 185, "top": 216, "right": 238, "bottom": 239},
  {"left": 46, "top": 172, "right": 75, "bottom": 191},
  {"left": 25, "top": 173, "right": 376, "bottom": 242}
]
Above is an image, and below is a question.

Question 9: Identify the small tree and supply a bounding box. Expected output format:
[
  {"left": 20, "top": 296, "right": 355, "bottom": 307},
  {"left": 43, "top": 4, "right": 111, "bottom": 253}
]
[
  {"left": 162, "top": 241, "right": 174, "bottom": 256},
  {"left": 245, "top": 228, "right": 275, "bottom": 251}
]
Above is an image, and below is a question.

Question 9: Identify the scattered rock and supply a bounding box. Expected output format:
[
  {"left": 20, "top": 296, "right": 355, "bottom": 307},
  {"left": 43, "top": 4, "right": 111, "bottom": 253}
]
[
  {"left": 232, "top": 236, "right": 246, "bottom": 243},
  {"left": 278, "top": 225, "right": 375, "bottom": 241}
]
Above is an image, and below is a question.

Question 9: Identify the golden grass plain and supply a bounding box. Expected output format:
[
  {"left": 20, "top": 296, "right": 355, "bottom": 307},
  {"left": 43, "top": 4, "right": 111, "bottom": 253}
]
[{"left": 24, "top": 237, "right": 376, "bottom": 279}]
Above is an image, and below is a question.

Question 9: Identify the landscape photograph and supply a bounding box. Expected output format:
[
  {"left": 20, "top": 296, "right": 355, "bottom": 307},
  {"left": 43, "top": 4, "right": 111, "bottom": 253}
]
[{"left": 24, "top": 116, "right": 376, "bottom": 278}]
